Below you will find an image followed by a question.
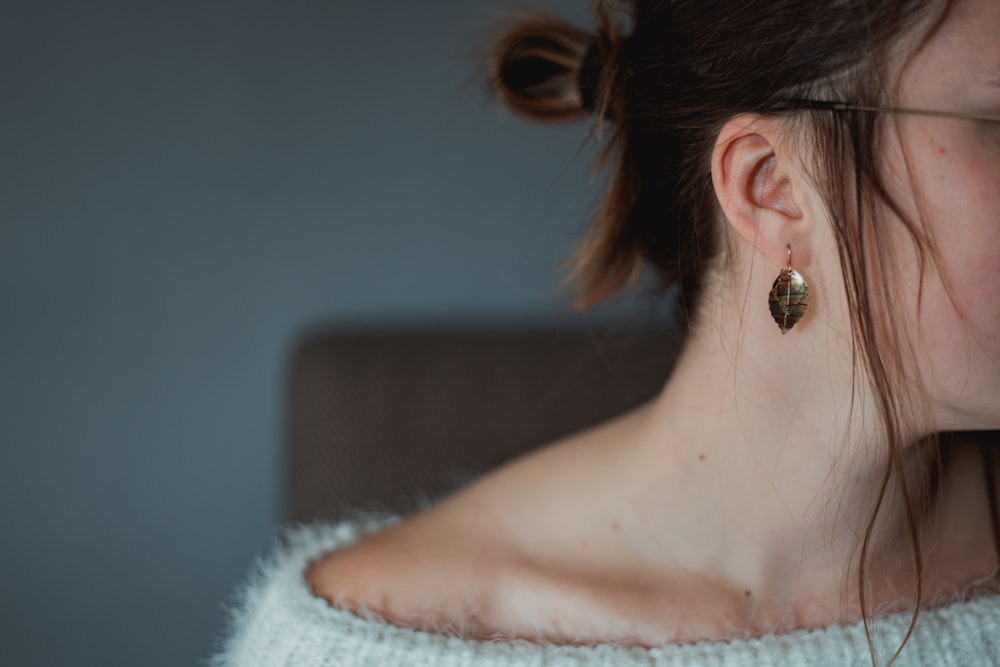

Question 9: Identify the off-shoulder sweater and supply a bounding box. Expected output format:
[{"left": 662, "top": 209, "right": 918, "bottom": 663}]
[{"left": 207, "top": 513, "right": 1000, "bottom": 667}]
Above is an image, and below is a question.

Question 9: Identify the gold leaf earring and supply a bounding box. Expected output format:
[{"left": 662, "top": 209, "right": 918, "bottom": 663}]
[{"left": 768, "top": 245, "right": 809, "bottom": 335}]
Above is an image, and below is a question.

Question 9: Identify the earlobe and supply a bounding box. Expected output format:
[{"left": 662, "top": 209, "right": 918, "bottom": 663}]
[{"left": 711, "top": 115, "right": 808, "bottom": 268}]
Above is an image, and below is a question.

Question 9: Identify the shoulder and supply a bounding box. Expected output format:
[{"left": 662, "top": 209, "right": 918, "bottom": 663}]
[
  {"left": 305, "top": 405, "right": 659, "bottom": 640},
  {"left": 304, "top": 513, "right": 630, "bottom": 643},
  {"left": 305, "top": 509, "right": 513, "bottom": 636},
  {"left": 302, "top": 442, "right": 608, "bottom": 639}
]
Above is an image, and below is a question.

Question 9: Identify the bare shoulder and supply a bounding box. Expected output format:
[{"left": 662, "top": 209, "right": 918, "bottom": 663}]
[
  {"left": 303, "top": 506, "right": 648, "bottom": 643},
  {"left": 304, "top": 508, "right": 514, "bottom": 636},
  {"left": 305, "top": 400, "right": 658, "bottom": 639}
]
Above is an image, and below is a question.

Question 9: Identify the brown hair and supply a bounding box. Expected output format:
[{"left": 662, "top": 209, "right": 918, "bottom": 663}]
[{"left": 487, "top": 0, "right": 999, "bottom": 664}]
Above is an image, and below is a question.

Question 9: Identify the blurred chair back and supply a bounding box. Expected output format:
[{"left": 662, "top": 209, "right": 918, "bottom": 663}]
[{"left": 284, "top": 324, "right": 681, "bottom": 522}]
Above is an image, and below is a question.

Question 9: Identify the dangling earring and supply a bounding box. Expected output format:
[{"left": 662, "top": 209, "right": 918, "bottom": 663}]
[{"left": 768, "top": 245, "right": 809, "bottom": 335}]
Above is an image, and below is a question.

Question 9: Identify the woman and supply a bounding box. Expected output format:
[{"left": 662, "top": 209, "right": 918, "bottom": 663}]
[{"left": 210, "top": 0, "right": 1000, "bottom": 664}]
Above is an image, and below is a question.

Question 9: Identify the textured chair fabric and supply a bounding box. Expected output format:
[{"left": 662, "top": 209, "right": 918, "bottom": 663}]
[{"left": 284, "top": 324, "right": 681, "bottom": 522}]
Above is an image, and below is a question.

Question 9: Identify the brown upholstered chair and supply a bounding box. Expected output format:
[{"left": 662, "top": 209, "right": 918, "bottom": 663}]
[{"left": 283, "top": 322, "right": 682, "bottom": 523}]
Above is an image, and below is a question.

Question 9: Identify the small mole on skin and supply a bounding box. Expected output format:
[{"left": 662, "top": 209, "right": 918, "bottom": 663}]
[
  {"left": 698, "top": 453, "right": 707, "bottom": 462},
  {"left": 744, "top": 590, "right": 752, "bottom": 597},
  {"left": 611, "top": 520, "right": 621, "bottom": 532}
]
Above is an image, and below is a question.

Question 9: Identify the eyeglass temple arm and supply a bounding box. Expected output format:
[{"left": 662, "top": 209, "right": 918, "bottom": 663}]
[{"left": 774, "top": 98, "right": 1000, "bottom": 123}]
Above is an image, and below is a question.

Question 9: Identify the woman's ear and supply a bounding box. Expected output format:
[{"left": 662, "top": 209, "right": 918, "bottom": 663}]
[{"left": 710, "top": 114, "right": 812, "bottom": 268}]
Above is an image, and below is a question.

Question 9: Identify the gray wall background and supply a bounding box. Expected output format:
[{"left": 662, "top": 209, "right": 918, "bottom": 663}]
[{"left": 0, "top": 1, "right": 662, "bottom": 665}]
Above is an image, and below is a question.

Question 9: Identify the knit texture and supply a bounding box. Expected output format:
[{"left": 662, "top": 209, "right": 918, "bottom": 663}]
[{"left": 208, "top": 513, "right": 1000, "bottom": 667}]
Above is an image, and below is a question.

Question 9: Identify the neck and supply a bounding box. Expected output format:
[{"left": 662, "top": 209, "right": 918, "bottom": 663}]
[{"left": 611, "top": 275, "right": 998, "bottom": 627}]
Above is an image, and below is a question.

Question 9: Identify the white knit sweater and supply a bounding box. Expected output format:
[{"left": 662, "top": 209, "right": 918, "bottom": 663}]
[{"left": 208, "top": 513, "right": 1000, "bottom": 667}]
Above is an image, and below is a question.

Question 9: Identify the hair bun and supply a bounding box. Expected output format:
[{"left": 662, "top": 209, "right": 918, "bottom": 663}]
[
  {"left": 577, "top": 39, "right": 604, "bottom": 113},
  {"left": 489, "top": 13, "right": 600, "bottom": 123}
]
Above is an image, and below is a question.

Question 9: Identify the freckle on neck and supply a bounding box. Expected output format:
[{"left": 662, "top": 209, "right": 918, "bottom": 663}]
[{"left": 698, "top": 453, "right": 707, "bottom": 462}]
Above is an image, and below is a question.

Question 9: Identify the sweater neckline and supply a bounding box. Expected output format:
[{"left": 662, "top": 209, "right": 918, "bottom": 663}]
[{"left": 262, "top": 512, "right": 1000, "bottom": 664}]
